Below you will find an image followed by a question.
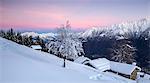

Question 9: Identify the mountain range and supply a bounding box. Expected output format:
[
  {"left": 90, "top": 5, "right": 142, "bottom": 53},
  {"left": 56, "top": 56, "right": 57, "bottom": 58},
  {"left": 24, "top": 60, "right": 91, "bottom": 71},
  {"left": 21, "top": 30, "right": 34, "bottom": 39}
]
[
  {"left": 21, "top": 18, "right": 150, "bottom": 40},
  {"left": 80, "top": 18, "right": 150, "bottom": 39}
]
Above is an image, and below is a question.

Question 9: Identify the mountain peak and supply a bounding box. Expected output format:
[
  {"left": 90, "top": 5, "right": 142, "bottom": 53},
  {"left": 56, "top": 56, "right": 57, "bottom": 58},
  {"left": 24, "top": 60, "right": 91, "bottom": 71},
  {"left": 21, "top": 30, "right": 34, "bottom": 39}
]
[
  {"left": 21, "top": 32, "right": 56, "bottom": 39},
  {"left": 81, "top": 18, "right": 150, "bottom": 39}
]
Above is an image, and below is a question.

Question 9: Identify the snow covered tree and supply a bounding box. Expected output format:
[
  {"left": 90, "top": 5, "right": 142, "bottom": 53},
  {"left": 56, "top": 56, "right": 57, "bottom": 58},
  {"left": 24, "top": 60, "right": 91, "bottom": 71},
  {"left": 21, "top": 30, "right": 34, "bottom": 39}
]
[
  {"left": 110, "top": 39, "right": 136, "bottom": 64},
  {"left": 5, "top": 28, "right": 16, "bottom": 41},
  {"left": 46, "top": 36, "right": 60, "bottom": 55},
  {"left": 57, "top": 21, "right": 71, "bottom": 67},
  {"left": 36, "top": 36, "right": 41, "bottom": 44},
  {"left": 47, "top": 21, "right": 84, "bottom": 67},
  {"left": 15, "top": 32, "right": 23, "bottom": 44},
  {"left": 0, "top": 30, "right": 6, "bottom": 38},
  {"left": 21, "top": 36, "right": 33, "bottom": 47}
]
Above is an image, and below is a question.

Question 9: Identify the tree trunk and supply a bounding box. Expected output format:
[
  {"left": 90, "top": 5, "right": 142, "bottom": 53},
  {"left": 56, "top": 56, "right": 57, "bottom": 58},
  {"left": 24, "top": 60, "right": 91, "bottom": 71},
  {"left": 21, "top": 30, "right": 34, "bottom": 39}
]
[{"left": 63, "top": 56, "right": 66, "bottom": 68}]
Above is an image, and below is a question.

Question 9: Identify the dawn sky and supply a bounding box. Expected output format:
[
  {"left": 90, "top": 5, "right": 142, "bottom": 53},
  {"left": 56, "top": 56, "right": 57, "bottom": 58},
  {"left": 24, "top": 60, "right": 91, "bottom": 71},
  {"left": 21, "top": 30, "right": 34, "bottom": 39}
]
[{"left": 0, "top": 0, "right": 149, "bottom": 32}]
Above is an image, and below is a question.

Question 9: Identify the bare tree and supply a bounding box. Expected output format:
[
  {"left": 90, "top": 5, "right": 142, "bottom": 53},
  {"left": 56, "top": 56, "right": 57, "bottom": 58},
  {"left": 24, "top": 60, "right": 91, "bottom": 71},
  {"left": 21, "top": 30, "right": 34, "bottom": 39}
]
[{"left": 110, "top": 39, "right": 136, "bottom": 63}]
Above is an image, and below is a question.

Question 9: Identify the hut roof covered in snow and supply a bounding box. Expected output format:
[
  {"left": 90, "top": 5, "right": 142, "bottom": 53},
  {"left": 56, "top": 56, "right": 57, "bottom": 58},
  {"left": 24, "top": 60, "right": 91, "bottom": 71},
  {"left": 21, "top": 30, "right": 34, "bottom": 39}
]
[
  {"left": 110, "top": 61, "right": 141, "bottom": 75},
  {"left": 31, "top": 45, "right": 42, "bottom": 50},
  {"left": 89, "top": 58, "right": 110, "bottom": 72},
  {"left": 74, "top": 56, "right": 90, "bottom": 64}
]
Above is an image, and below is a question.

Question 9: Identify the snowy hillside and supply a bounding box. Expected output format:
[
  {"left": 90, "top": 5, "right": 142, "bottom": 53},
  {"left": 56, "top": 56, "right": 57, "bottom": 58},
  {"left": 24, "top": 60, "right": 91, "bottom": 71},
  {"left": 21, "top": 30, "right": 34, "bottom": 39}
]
[
  {"left": 80, "top": 18, "right": 150, "bottom": 39},
  {"left": 0, "top": 37, "right": 137, "bottom": 83},
  {"left": 21, "top": 32, "right": 56, "bottom": 39}
]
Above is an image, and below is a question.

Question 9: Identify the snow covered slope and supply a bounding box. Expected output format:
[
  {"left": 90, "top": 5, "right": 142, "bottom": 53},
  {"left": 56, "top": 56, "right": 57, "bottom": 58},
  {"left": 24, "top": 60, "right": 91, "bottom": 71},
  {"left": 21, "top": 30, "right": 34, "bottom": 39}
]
[
  {"left": 0, "top": 37, "right": 95, "bottom": 83},
  {"left": 0, "top": 37, "right": 135, "bottom": 83},
  {"left": 80, "top": 18, "right": 150, "bottom": 39}
]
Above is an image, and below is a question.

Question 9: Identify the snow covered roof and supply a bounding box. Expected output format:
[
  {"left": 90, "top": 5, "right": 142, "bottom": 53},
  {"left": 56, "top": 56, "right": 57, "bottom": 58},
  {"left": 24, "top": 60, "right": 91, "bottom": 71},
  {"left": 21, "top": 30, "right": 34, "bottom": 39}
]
[
  {"left": 110, "top": 61, "right": 141, "bottom": 75},
  {"left": 89, "top": 58, "right": 110, "bottom": 72},
  {"left": 88, "top": 58, "right": 141, "bottom": 75},
  {"left": 31, "top": 45, "right": 42, "bottom": 50},
  {"left": 74, "top": 56, "right": 90, "bottom": 64}
]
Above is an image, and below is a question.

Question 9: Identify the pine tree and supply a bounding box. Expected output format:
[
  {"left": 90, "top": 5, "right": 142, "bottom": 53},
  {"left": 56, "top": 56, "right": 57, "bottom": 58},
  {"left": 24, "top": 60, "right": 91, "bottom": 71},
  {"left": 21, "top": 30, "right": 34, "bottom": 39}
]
[
  {"left": 41, "top": 39, "right": 47, "bottom": 52},
  {"left": 16, "top": 32, "right": 23, "bottom": 44},
  {"left": 0, "top": 30, "right": 6, "bottom": 38},
  {"left": 28, "top": 36, "right": 33, "bottom": 47},
  {"left": 36, "top": 36, "right": 41, "bottom": 44},
  {"left": 10, "top": 28, "right": 15, "bottom": 41}
]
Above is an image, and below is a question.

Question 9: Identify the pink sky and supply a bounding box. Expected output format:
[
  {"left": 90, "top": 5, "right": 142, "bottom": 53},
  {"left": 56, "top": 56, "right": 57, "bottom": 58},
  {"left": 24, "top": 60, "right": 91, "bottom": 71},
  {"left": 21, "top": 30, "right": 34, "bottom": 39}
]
[
  {"left": 1, "top": 7, "right": 120, "bottom": 29},
  {"left": 0, "top": 0, "right": 149, "bottom": 32}
]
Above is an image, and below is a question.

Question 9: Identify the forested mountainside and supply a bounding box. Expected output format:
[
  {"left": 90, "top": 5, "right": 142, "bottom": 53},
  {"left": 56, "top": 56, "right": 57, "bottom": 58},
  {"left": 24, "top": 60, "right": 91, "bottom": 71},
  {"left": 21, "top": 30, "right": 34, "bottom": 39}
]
[{"left": 81, "top": 18, "right": 150, "bottom": 73}]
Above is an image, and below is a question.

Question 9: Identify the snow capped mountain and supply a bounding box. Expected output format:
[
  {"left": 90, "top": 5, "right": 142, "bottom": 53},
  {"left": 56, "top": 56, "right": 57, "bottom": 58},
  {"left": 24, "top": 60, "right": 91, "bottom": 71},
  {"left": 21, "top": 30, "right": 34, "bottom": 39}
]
[
  {"left": 21, "top": 32, "right": 56, "bottom": 39},
  {"left": 80, "top": 18, "right": 150, "bottom": 39},
  {"left": 21, "top": 32, "right": 38, "bottom": 37}
]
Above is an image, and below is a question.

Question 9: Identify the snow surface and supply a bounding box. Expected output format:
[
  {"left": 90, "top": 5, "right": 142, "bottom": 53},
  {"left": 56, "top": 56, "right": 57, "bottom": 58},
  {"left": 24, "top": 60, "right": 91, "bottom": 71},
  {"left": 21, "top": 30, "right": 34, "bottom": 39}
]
[
  {"left": 0, "top": 37, "right": 97, "bottom": 83},
  {"left": 137, "top": 78, "right": 150, "bottom": 83},
  {"left": 144, "top": 74, "right": 150, "bottom": 79},
  {"left": 0, "top": 37, "right": 135, "bottom": 83},
  {"left": 90, "top": 72, "right": 136, "bottom": 83}
]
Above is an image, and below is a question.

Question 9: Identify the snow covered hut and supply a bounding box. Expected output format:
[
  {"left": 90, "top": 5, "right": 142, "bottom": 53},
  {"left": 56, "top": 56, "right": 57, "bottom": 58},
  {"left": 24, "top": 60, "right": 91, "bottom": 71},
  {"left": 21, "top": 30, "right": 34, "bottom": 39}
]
[
  {"left": 110, "top": 61, "right": 141, "bottom": 80},
  {"left": 31, "top": 45, "right": 42, "bottom": 50},
  {"left": 88, "top": 58, "right": 110, "bottom": 72},
  {"left": 86, "top": 58, "right": 141, "bottom": 80},
  {"left": 74, "top": 56, "right": 91, "bottom": 64}
]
